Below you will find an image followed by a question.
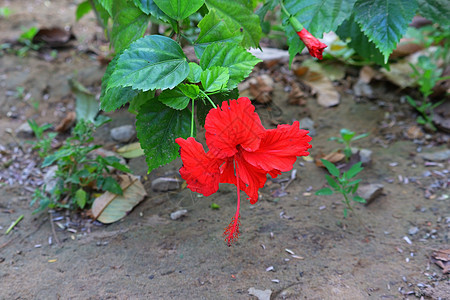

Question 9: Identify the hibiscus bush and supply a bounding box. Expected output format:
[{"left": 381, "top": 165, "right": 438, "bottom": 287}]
[{"left": 76, "top": 0, "right": 446, "bottom": 244}]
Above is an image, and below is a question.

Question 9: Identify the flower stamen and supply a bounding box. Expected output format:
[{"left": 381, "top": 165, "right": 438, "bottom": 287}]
[{"left": 223, "top": 159, "right": 241, "bottom": 246}]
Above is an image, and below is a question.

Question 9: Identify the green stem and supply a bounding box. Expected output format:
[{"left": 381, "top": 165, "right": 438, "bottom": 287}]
[
  {"left": 190, "top": 99, "right": 195, "bottom": 137},
  {"left": 5, "top": 214, "right": 24, "bottom": 234},
  {"left": 279, "top": 1, "right": 304, "bottom": 32},
  {"left": 279, "top": 1, "right": 290, "bottom": 16},
  {"left": 199, "top": 90, "right": 217, "bottom": 109}
]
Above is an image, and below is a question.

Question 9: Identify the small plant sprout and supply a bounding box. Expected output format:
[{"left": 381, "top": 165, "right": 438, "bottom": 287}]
[
  {"left": 315, "top": 159, "right": 366, "bottom": 219},
  {"left": 406, "top": 55, "right": 450, "bottom": 131},
  {"left": 328, "top": 128, "right": 369, "bottom": 161},
  {"left": 30, "top": 119, "right": 130, "bottom": 213},
  {"left": 27, "top": 120, "right": 57, "bottom": 159}
]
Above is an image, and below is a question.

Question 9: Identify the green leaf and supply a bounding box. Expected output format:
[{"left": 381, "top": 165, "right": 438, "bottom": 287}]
[
  {"left": 205, "top": 0, "right": 262, "bottom": 48},
  {"left": 42, "top": 149, "right": 73, "bottom": 167},
  {"left": 153, "top": 0, "right": 204, "bottom": 20},
  {"left": 345, "top": 162, "right": 363, "bottom": 179},
  {"left": 315, "top": 187, "right": 334, "bottom": 196},
  {"left": 321, "top": 159, "right": 340, "bottom": 177},
  {"left": 197, "top": 88, "right": 238, "bottom": 126},
  {"left": 100, "top": 54, "right": 140, "bottom": 111},
  {"left": 69, "top": 79, "right": 99, "bottom": 123},
  {"left": 255, "top": 0, "right": 278, "bottom": 23},
  {"left": 352, "top": 133, "right": 369, "bottom": 141},
  {"left": 353, "top": 195, "right": 366, "bottom": 203},
  {"left": 111, "top": 0, "right": 149, "bottom": 53},
  {"left": 97, "top": 0, "right": 113, "bottom": 16},
  {"left": 340, "top": 128, "right": 355, "bottom": 141},
  {"left": 343, "top": 207, "right": 348, "bottom": 218},
  {"left": 353, "top": 0, "right": 418, "bottom": 62},
  {"left": 99, "top": 176, "right": 123, "bottom": 195},
  {"left": 284, "top": 0, "right": 357, "bottom": 37},
  {"left": 20, "top": 27, "right": 38, "bottom": 41},
  {"left": 128, "top": 91, "right": 155, "bottom": 114},
  {"left": 158, "top": 88, "right": 190, "bottom": 110},
  {"left": 92, "top": 0, "right": 111, "bottom": 27},
  {"left": 336, "top": 15, "right": 387, "bottom": 66},
  {"left": 133, "top": 0, "right": 171, "bottom": 22},
  {"left": 136, "top": 101, "right": 191, "bottom": 172},
  {"left": 200, "top": 43, "right": 261, "bottom": 89},
  {"left": 194, "top": 8, "right": 244, "bottom": 58},
  {"left": 178, "top": 83, "right": 200, "bottom": 99},
  {"left": 99, "top": 156, "right": 131, "bottom": 173},
  {"left": 325, "top": 174, "right": 340, "bottom": 190},
  {"left": 108, "top": 35, "right": 189, "bottom": 92},
  {"left": 346, "top": 179, "right": 361, "bottom": 187},
  {"left": 283, "top": 0, "right": 357, "bottom": 64},
  {"left": 75, "top": 188, "right": 88, "bottom": 209},
  {"left": 200, "top": 66, "right": 229, "bottom": 92},
  {"left": 76, "top": 0, "right": 92, "bottom": 21},
  {"left": 187, "top": 62, "right": 202, "bottom": 83},
  {"left": 417, "top": 0, "right": 449, "bottom": 26}
]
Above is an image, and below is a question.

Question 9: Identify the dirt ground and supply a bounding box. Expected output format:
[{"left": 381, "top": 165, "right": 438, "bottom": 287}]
[{"left": 0, "top": 1, "right": 449, "bottom": 299}]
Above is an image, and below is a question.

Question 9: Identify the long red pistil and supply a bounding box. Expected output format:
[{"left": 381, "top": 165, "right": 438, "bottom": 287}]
[{"left": 223, "top": 159, "right": 241, "bottom": 246}]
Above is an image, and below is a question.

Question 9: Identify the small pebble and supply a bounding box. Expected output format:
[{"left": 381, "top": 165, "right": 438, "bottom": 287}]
[
  {"left": 110, "top": 125, "right": 136, "bottom": 143},
  {"left": 408, "top": 227, "right": 419, "bottom": 235},
  {"left": 285, "top": 249, "right": 295, "bottom": 255},
  {"left": 170, "top": 209, "right": 188, "bottom": 220},
  {"left": 34, "top": 244, "right": 42, "bottom": 248},
  {"left": 266, "top": 266, "right": 275, "bottom": 272},
  {"left": 271, "top": 279, "right": 280, "bottom": 284},
  {"left": 403, "top": 236, "right": 412, "bottom": 245},
  {"left": 319, "top": 205, "right": 326, "bottom": 210}
]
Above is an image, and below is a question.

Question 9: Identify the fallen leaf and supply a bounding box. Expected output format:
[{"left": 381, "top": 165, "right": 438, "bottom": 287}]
[
  {"left": 91, "top": 174, "right": 147, "bottom": 224},
  {"left": 32, "top": 27, "right": 76, "bottom": 48},
  {"left": 116, "top": 142, "right": 145, "bottom": 158},
  {"left": 359, "top": 66, "right": 377, "bottom": 84},
  {"left": 431, "top": 249, "right": 450, "bottom": 274},
  {"left": 55, "top": 111, "right": 76, "bottom": 132},
  {"left": 390, "top": 38, "right": 423, "bottom": 59},
  {"left": 295, "top": 60, "right": 340, "bottom": 107},
  {"left": 249, "top": 75, "right": 274, "bottom": 104},
  {"left": 380, "top": 61, "right": 416, "bottom": 89},
  {"left": 315, "top": 152, "right": 345, "bottom": 167},
  {"left": 405, "top": 125, "right": 424, "bottom": 139},
  {"left": 288, "top": 83, "right": 306, "bottom": 105},
  {"left": 69, "top": 79, "right": 99, "bottom": 123}
]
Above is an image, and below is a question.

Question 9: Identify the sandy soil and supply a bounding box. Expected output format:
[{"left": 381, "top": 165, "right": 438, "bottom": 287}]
[{"left": 0, "top": 1, "right": 448, "bottom": 299}]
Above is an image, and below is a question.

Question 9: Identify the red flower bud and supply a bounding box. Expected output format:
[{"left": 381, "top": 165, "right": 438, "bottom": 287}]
[{"left": 296, "top": 28, "right": 327, "bottom": 60}]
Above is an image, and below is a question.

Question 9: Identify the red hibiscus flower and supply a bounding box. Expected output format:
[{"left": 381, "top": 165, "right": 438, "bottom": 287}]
[
  {"left": 296, "top": 28, "right": 328, "bottom": 60},
  {"left": 175, "top": 97, "right": 312, "bottom": 246}
]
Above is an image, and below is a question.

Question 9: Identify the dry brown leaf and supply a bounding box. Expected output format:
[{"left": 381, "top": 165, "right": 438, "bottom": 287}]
[
  {"left": 249, "top": 75, "right": 274, "bottom": 104},
  {"left": 288, "top": 83, "right": 306, "bottom": 106},
  {"left": 391, "top": 38, "right": 424, "bottom": 59},
  {"left": 32, "top": 27, "right": 76, "bottom": 47},
  {"left": 295, "top": 61, "right": 340, "bottom": 107},
  {"left": 91, "top": 174, "right": 147, "bottom": 223},
  {"left": 55, "top": 111, "right": 76, "bottom": 132},
  {"left": 359, "top": 66, "right": 376, "bottom": 84},
  {"left": 315, "top": 152, "right": 345, "bottom": 167},
  {"left": 431, "top": 249, "right": 450, "bottom": 274},
  {"left": 405, "top": 125, "right": 424, "bottom": 139}
]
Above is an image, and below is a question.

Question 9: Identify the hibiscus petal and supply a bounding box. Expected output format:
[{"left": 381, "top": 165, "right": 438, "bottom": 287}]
[
  {"left": 175, "top": 137, "right": 222, "bottom": 197},
  {"left": 219, "top": 157, "right": 267, "bottom": 204},
  {"left": 205, "top": 97, "right": 265, "bottom": 158},
  {"left": 242, "top": 121, "right": 312, "bottom": 172}
]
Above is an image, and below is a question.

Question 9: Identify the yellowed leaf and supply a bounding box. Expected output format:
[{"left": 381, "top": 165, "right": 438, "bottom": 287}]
[
  {"left": 116, "top": 142, "right": 145, "bottom": 158},
  {"left": 91, "top": 174, "right": 147, "bottom": 224}
]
